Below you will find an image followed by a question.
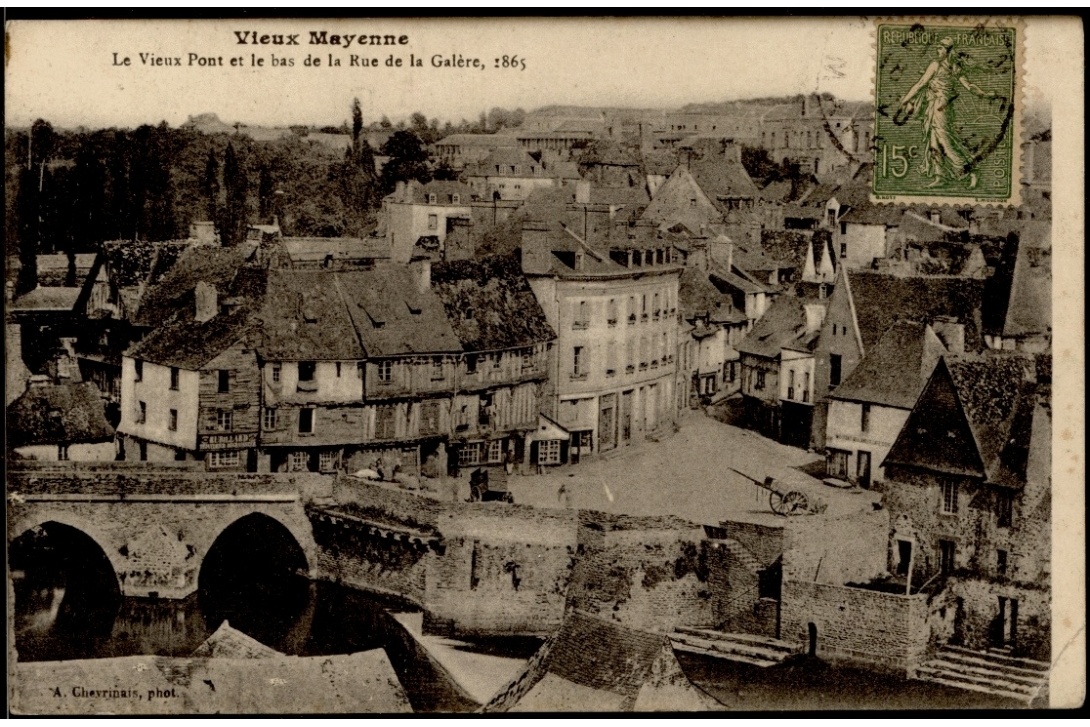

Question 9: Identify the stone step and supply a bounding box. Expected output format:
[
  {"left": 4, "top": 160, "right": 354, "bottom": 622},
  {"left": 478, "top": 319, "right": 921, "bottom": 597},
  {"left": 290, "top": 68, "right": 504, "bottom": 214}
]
[
  {"left": 923, "top": 658, "right": 1046, "bottom": 688},
  {"left": 668, "top": 633, "right": 794, "bottom": 664},
  {"left": 915, "top": 670, "right": 1034, "bottom": 705},
  {"left": 916, "top": 664, "right": 1039, "bottom": 696},
  {"left": 669, "top": 640, "right": 781, "bottom": 668},
  {"left": 673, "top": 627, "right": 798, "bottom": 654},
  {"left": 940, "top": 645, "right": 1050, "bottom": 673}
]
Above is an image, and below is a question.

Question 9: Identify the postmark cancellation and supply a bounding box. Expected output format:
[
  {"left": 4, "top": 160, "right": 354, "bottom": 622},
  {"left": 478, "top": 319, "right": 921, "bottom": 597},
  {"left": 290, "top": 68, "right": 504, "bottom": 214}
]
[{"left": 872, "top": 18, "right": 1023, "bottom": 206}]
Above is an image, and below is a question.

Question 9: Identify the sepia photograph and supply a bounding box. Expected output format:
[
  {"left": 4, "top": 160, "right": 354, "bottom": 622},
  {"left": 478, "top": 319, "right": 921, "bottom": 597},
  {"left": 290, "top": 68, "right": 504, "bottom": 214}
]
[{"left": 4, "top": 15, "right": 1084, "bottom": 714}]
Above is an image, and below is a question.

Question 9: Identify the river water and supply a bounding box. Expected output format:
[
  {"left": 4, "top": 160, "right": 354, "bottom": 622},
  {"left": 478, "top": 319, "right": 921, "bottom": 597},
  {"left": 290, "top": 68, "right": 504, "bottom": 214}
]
[{"left": 11, "top": 530, "right": 489, "bottom": 713}]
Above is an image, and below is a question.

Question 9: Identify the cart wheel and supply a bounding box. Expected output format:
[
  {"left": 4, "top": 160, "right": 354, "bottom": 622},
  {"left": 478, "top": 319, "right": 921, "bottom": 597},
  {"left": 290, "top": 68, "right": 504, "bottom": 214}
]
[
  {"left": 781, "top": 491, "right": 808, "bottom": 515},
  {"left": 769, "top": 490, "right": 785, "bottom": 515}
]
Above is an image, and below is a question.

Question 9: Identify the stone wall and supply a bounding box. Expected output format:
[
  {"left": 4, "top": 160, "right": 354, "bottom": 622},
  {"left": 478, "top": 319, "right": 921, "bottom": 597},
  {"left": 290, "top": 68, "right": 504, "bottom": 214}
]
[
  {"left": 323, "top": 476, "right": 578, "bottom": 636},
  {"left": 705, "top": 538, "right": 778, "bottom": 637},
  {"left": 9, "top": 468, "right": 333, "bottom": 500},
  {"left": 782, "top": 506, "right": 889, "bottom": 586},
  {"left": 781, "top": 579, "right": 930, "bottom": 675},
  {"left": 718, "top": 518, "right": 784, "bottom": 567},
  {"left": 566, "top": 513, "right": 717, "bottom": 634},
  {"left": 949, "top": 577, "right": 1050, "bottom": 662}
]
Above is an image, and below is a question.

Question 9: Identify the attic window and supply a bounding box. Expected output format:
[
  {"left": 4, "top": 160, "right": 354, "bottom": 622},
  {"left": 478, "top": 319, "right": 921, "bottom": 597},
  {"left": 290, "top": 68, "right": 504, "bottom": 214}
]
[
  {"left": 368, "top": 312, "right": 385, "bottom": 329},
  {"left": 465, "top": 307, "right": 474, "bottom": 320},
  {"left": 428, "top": 193, "right": 437, "bottom": 204},
  {"left": 406, "top": 301, "right": 422, "bottom": 315}
]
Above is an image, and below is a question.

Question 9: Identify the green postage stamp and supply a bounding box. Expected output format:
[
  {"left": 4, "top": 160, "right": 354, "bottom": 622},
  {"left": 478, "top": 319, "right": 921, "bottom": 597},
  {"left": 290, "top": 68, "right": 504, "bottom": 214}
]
[{"left": 872, "top": 19, "right": 1022, "bottom": 205}]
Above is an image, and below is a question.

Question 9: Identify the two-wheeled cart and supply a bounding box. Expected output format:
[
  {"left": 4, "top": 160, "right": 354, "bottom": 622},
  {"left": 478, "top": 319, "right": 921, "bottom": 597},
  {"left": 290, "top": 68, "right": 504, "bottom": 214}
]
[{"left": 728, "top": 467, "right": 824, "bottom": 516}]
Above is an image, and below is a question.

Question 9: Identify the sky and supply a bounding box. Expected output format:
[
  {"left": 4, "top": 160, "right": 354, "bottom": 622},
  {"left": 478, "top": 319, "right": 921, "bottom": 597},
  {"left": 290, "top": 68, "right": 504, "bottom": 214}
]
[
  {"left": 6, "top": 17, "right": 887, "bottom": 129},
  {"left": 3, "top": 17, "right": 1061, "bottom": 131}
]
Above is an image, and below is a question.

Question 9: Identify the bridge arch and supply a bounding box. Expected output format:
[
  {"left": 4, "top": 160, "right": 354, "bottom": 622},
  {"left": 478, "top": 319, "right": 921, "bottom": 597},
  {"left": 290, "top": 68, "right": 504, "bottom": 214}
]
[
  {"left": 10, "top": 509, "right": 126, "bottom": 594},
  {"left": 198, "top": 510, "right": 316, "bottom": 587}
]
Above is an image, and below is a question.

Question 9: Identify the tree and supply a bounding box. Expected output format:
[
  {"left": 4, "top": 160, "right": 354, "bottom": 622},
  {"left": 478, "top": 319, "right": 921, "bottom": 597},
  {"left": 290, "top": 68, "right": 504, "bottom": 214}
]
[
  {"left": 352, "top": 97, "right": 364, "bottom": 150},
  {"left": 219, "top": 142, "right": 249, "bottom": 246},
  {"left": 15, "top": 167, "right": 40, "bottom": 295},
  {"left": 258, "top": 164, "right": 275, "bottom": 221},
  {"left": 378, "top": 131, "right": 431, "bottom": 194},
  {"left": 202, "top": 147, "right": 220, "bottom": 222}
]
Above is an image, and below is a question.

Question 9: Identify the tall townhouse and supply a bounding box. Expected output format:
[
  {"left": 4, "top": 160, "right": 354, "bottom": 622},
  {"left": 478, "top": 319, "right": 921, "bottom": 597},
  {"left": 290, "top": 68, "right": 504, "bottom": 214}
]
[{"left": 523, "top": 221, "right": 682, "bottom": 461}]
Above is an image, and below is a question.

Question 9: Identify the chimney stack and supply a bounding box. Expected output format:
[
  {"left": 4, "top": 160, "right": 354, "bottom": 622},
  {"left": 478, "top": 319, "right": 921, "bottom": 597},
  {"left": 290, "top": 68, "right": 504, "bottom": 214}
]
[{"left": 195, "top": 281, "right": 218, "bottom": 323}]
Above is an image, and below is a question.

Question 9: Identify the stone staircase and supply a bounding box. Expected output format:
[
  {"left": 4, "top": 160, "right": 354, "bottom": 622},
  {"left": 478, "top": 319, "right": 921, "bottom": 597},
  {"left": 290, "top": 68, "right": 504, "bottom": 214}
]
[
  {"left": 668, "top": 627, "right": 799, "bottom": 667},
  {"left": 914, "top": 645, "right": 1050, "bottom": 705}
]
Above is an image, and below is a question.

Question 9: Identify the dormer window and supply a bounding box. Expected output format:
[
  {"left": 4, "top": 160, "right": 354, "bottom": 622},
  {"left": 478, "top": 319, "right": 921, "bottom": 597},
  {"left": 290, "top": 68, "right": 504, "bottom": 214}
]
[
  {"left": 428, "top": 193, "right": 437, "bottom": 204},
  {"left": 452, "top": 194, "right": 460, "bottom": 204}
]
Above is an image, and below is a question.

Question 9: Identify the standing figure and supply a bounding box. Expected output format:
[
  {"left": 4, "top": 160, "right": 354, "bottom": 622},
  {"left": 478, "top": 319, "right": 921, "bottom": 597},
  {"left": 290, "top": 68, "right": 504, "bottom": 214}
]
[{"left": 898, "top": 37, "right": 998, "bottom": 189}]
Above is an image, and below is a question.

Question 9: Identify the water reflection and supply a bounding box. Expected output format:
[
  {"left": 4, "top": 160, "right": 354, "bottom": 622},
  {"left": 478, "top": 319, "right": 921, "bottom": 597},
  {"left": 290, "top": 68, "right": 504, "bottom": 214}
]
[{"left": 12, "top": 525, "right": 479, "bottom": 712}]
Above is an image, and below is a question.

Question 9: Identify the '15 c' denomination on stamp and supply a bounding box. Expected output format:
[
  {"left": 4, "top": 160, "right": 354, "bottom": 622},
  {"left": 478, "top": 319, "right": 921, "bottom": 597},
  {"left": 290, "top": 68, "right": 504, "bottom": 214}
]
[{"left": 872, "top": 19, "right": 1021, "bottom": 205}]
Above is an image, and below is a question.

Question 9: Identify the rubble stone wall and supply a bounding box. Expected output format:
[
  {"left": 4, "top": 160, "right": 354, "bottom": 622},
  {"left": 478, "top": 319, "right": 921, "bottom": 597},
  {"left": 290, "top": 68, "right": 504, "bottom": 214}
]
[{"left": 781, "top": 579, "right": 930, "bottom": 674}]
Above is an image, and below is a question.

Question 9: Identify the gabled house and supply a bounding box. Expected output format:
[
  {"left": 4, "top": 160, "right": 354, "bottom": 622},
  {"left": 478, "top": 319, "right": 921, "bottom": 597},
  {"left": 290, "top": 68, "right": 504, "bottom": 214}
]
[
  {"left": 810, "top": 269, "right": 985, "bottom": 450},
  {"left": 990, "top": 221, "right": 1051, "bottom": 353},
  {"left": 824, "top": 320, "right": 951, "bottom": 488},
  {"left": 880, "top": 354, "right": 1050, "bottom": 660},
  {"left": 118, "top": 258, "right": 267, "bottom": 468},
  {"left": 464, "top": 147, "right": 557, "bottom": 201},
  {"left": 117, "top": 245, "right": 555, "bottom": 475},
  {"left": 736, "top": 295, "right": 825, "bottom": 445},
  {"left": 383, "top": 180, "right": 477, "bottom": 263},
  {"left": 72, "top": 239, "right": 189, "bottom": 401},
  {"left": 431, "top": 132, "right": 519, "bottom": 171}
]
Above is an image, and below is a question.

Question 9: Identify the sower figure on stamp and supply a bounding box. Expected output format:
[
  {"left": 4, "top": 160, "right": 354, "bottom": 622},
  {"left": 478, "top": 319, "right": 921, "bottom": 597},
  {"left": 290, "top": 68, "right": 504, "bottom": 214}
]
[{"left": 898, "top": 37, "right": 998, "bottom": 190}]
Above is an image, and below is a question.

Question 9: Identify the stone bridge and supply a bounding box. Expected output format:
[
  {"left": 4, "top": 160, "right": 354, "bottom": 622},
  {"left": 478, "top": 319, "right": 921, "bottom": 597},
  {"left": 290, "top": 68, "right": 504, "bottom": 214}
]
[{"left": 8, "top": 467, "right": 333, "bottom": 599}]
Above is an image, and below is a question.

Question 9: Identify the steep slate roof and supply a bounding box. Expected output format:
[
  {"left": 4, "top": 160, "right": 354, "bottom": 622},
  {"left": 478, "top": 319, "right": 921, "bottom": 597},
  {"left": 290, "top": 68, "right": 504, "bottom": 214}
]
[
  {"left": 760, "top": 230, "right": 835, "bottom": 273},
  {"left": 469, "top": 147, "right": 543, "bottom": 174},
  {"left": 430, "top": 253, "right": 555, "bottom": 352},
  {"left": 7, "top": 382, "right": 114, "bottom": 447},
  {"left": 129, "top": 304, "right": 258, "bottom": 369},
  {"left": 191, "top": 621, "right": 282, "bottom": 658},
  {"left": 846, "top": 270, "right": 985, "bottom": 353},
  {"left": 393, "top": 179, "right": 477, "bottom": 205},
  {"left": 688, "top": 157, "right": 761, "bottom": 201},
  {"left": 253, "top": 270, "right": 367, "bottom": 360},
  {"left": 1002, "top": 224, "right": 1051, "bottom": 338},
  {"left": 484, "top": 611, "right": 718, "bottom": 713},
  {"left": 133, "top": 243, "right": 258, "bottom": 327},
  {"left": 884, "top": 355, "right": 1032, "bottom": 483},
  {"left": 679, "top": 266, "right": 727, "bottom": 318},
  {"left": 520, "top": 223, "right": 627, "bottom": 277},
  {"left": 10, "top": 287, "right": 80, "bottom": 312},
  {"left": 336, "top": 267, "right": 462, "bottom": 357},
  {"left": 830, "top": 320, "right": 947, "bottom": 409},
  {"left": 736, "top": 296, "right": 809, "bottom": 358}
]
